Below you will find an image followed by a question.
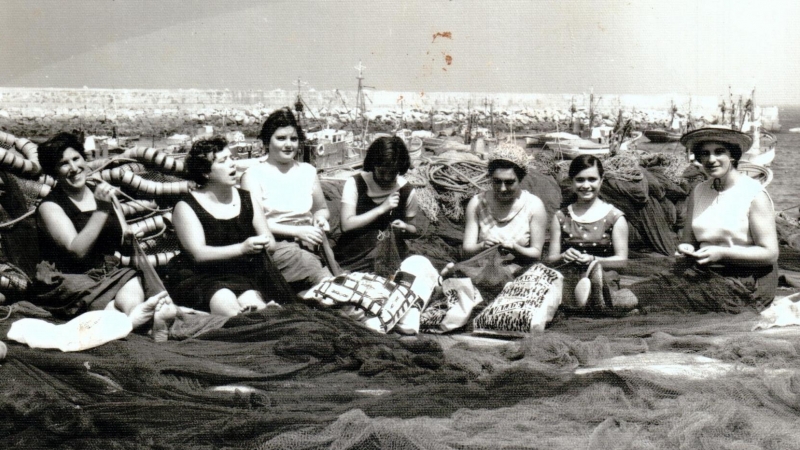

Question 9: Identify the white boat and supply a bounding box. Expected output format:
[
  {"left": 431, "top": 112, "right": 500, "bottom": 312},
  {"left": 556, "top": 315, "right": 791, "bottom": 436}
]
[
  {"left": 544, "top": 138, "right": 610, "bottom": 159},
  {"left": 525, "top": 131, "right": 581, "bottom": 147},
  {"left": 738, "top": 161, "right": 774, "bottom": 188},
  {"left": 396, "top": 128, "right": 424, "bottom": 160},
  {"left": 740, "top": 131, "right": 776, "bottom": 167},
  {"left": 305, "top": 128, "right": 364, "bottom": 170},
  {"left": 618, "top": 131, "right": 644, "bottom": 152},
  {"left": 728, "top": 87, "right": 777, "bottom": 167}
]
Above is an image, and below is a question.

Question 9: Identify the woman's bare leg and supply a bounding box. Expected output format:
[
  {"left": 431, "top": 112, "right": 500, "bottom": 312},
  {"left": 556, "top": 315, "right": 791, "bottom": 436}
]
[
  {"left": 237, "top": 290, "right": 267, "bottom": 313},
  {"left": 209, "top": 289, "right": 241, "bottom": 317},
  {"left": 115, "top": 277, "right": 145, "bottom": 315}
]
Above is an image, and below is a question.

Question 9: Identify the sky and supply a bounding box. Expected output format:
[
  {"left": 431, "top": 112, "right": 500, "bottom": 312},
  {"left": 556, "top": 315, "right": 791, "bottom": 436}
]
[{"left": 1, "top": 0, "right": 799, "bottom": 104}]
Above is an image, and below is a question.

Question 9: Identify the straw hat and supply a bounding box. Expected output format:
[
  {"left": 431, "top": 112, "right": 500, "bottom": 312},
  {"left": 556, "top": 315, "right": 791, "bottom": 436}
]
[
  {"left": 680, "top": 128, "right": 752, "bottom": 160},
  {"left": 489, "top": 141, "right": 531, "bottom": 171}
]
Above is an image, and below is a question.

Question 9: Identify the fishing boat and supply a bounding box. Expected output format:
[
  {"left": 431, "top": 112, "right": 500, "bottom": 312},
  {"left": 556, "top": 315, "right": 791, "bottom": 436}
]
[
  {"left": 643, "top": 130, "right": 681, "bottom": 143},
  {"left": 305, "top": 128, "right": 364, "bottom": 170},
  {"left": 544, "top": 138, "right": 610, "bottom": 159},
  {"left": 619, "top": 131, "right": 644, "bottom": 152},
  {"left": 525, "top": 132, "right": 581, "bottom": 148},
  {"left": 396, "top": 128, "right": 424, "bottom": 160},
  {"left": 738, "top": 161, "right": 774, "bottom": 188},
  {"left": 740, "top": 130, "right": 776, "bottom": 167},
  {"left": 735, "top": 88, "right": 777, "bottom": 167}
]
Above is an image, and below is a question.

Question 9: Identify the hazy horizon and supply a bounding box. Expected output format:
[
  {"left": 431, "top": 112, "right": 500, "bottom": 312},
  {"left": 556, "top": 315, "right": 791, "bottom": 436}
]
[{"left": 2, "top": 0, "right": 798, "bottom": 105}]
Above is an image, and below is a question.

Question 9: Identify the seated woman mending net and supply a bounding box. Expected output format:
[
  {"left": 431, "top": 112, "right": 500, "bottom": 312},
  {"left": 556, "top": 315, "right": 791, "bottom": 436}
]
[
  {"left": 546, "top": 155, "right": 632, "bottom": 313},
  {"left": 335, "top": 136, "right": 420, "bottom": 275},
  {"left": 240, "top": 108, "right": 333, "bottom": 288},
  {"left": 622, "top": 128, "right": 779, "bottom": 313},
  {"left": 462, "top": 142, "right": 549, "bottom": 268},
  {"left": 32, "top": 132, "right": 175, "bottom": 339},
  {"left": 165, "top": 136, "right": 292, "bottom": 317}
]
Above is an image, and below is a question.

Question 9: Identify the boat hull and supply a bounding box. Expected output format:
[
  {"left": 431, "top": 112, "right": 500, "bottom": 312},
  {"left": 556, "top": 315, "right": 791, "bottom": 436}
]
[
  {"left": 545, "top": 140, "right": 610, "bottom": 159},
  {"left": 644, "top": 130, "right": 681, "bottom": 143}
]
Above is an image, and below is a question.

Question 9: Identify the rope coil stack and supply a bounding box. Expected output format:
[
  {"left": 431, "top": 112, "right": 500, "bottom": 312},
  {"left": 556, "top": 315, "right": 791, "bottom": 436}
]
[{"left": 406, "top": 157, "right": 491, "bottom": 223}]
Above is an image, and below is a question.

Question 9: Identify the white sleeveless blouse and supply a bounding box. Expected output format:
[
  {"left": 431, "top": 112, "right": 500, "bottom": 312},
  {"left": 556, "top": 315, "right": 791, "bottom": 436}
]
[{"left": 691, "top": 175, "right": 770, "bottom": 248}]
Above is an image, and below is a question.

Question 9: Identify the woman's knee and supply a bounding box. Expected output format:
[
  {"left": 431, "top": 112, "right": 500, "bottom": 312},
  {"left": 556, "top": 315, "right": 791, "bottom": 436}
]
[
  {"left": 115, "top": 277, "right": 145, "bottom": 314},
  {"left": 238, "top": 290, "right": 267, "bottom": 310},
  {"left": 209, "top": 289, "right": 240, "bottom": 317}
]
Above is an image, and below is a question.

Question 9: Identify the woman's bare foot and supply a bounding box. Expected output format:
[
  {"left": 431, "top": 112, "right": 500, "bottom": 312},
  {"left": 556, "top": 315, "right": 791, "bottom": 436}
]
[
  {"left": 128, "top": 291, "right": 170, "bottom": 329},
  {"left": 152, "top": 296, "right": 177, "bottom": 342}
]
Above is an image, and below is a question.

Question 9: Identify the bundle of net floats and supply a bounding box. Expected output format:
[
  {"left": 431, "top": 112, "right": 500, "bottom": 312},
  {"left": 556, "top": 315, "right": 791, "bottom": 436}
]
[{"left": 0, "top": 130, "right": 189, "bottom": 298}]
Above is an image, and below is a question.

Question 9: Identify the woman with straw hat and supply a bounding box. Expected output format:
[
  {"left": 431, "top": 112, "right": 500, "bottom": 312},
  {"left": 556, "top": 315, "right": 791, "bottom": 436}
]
[{"left": 622, "top": 128, "right": 779, "bottom": 313}]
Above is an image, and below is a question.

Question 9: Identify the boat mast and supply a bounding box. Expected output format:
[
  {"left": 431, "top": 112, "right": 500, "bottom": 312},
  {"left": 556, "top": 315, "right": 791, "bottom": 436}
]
[
  {"left": 749, "top": 86, "right": 759, "bottom": 152},
  {"left": 587, "top": 87, "right": 595, "bottom": 138},
  {"left": 354, "top": 60, "right": 373, "bottom": 141},
  {"left": 570, "top": 96, "right": 578, "bottom": 134},
  {"left": 489, "top": 99, "right": 495, "bottom": 138},
  {"left": 293, "top": 77, "right": 310, "bottom": 162}
]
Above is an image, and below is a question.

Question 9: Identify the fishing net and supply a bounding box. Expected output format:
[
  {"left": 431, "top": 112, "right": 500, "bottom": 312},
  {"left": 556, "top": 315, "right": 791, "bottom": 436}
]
[
  {"left": 452, "top": 246, "right": 521, "bottom": 304},
  {"left": 373, "top": 227, "right": 403, "bottom": 278},
  {"left": 3, "top": 256, "right": 800, "bottom": 449}
]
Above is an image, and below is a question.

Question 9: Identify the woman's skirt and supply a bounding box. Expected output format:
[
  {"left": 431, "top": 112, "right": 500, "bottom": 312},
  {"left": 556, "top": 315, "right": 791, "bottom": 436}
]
[{"left": 31, "top": 257, "right": 138, "bottom": 319}]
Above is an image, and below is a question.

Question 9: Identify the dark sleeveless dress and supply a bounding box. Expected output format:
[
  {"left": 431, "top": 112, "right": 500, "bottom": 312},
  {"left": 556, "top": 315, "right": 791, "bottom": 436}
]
[
  {"left": 164, "top": 189, "right": 267, "bottom": 311},
  {"left": 33, "top": 187, "right": 137, "bottom": 317},
  {"left": 334, "top": 174, "right": 412, "bottom": 273}
]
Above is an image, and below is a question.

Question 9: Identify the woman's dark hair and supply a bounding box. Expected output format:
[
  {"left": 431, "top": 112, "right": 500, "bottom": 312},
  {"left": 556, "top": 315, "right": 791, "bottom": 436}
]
[
  {"left": 568, "top": 155, "right": 604, "bottom": 179},
  {"left": 691, "top": 140, "right": 742, "bottom": 168},
  {"left": 258, "top": 107, "right": 305, "bottom": 147},
  {"left": 38, "top": 132, "right": 86, "bottom": 177},
  {"left": 488, "top": 159, "right": 526, "bottom": 181},
  {"left": 186, "top": 135, "right": 229, "bottom": 186},
  {"left": 363, "top": 136, "right": 411, "bottom": 175}
]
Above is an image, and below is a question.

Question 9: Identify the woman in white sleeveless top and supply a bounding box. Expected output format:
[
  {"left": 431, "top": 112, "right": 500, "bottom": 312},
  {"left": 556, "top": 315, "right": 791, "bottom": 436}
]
[
  {"left": 240, "top": 108, "right": 333, "bottom": 288},
  {"left": 625, "top": 128, "right": 779, "bottom": 313}
]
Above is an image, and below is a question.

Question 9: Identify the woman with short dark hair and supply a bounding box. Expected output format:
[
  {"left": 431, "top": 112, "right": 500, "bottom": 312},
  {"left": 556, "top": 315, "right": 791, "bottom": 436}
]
[
  {"left": 167, "top": 136, "right": 281, "bottom": 316},
  {"left": 34, "top": 131, "right": 173, "bottom": 339},
  {"left": 546, "top": 155, "right": 629, "bottom": 311},
  {"left": 336, "top": 136, "right": 419, "bottom": 273},
  {"left": 240, "top": 108, "right": 332, "bottom": 288}
]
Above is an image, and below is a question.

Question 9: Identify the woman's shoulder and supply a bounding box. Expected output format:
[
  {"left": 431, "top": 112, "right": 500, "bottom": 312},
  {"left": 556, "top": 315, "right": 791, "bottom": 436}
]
[
  {"left": 520, "top": 190, "right": 545, "bottom": 209},
  {"left": 600, "top": 200, "right": 625, "bottom": 218},
  {"left": 297, "top": 161, "right": 318, "bottom": 175}
]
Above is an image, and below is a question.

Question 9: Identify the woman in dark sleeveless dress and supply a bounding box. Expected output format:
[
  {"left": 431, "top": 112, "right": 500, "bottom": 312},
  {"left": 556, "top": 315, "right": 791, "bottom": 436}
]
[
  {"left": 166, "top": 136, "right": 291, "bottom": 317},
  {"left": 34, "top": 132, "right": 173, "bottom": 339},
  {"left": 335, "top": 136, "right": 420, "bottom": 274}
]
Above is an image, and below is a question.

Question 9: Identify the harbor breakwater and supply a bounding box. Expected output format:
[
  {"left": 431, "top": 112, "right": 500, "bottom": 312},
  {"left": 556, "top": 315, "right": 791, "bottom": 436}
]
[{"left": 0, "top": 87, "right": 779, "bottom": 138}]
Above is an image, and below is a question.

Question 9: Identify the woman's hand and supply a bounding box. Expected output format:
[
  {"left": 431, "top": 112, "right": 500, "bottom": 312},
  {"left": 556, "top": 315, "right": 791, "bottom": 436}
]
[
  {"left": 92, "top": 181, "right": 117, "bottom": 207},
  {"left": 240, "top": 235, "right": 273, "bottom": 255},
  {"left": 295, "top": 225, "right": 325, "bottom": 247},
  {"left": 313, "top": 216, "right": 330, "bottom": 232},
  {"left": 499, "top": 239, "right": 517, "bottom": 251},
  {"left": 692, "top": 246, "right": 726, "bottom": 265},
  {"left": 391, "top": 219, "right": 409, "bottom": 232},
  {"left": 380, "top": 192, "right": 400, "bottom": 213},
  {"left": 562, "top": 248, "right": 593, "bottom": 264},
  {"left": 482, "top": 237, "right": 500, "bottom": 249}
]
